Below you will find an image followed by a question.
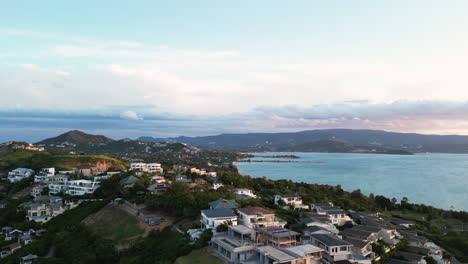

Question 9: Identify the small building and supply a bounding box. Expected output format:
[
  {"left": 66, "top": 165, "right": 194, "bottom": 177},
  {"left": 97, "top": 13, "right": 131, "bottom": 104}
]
[
  {"left": 234, "top": 188, "right": 257, "bottom": 198},
  {"left": 200, "top": 208, "right": 238, "bottom": 231},
  {"left": 274, "top": 194, "right": 308, "bottom": 210},
  {"left": 147, "top": 183, "right": 170, "bottom": 194},
  {"left": 194, "top": 178, "right": 206, "bottom": 184},
  {"left": 212, "top": 181, "right": 224, "bottom": 190},
  {"left": 31, "top": 185, "right": 45, "bottom": 198},
  {"left": 120, "top": 176, "right": 139, "bottom": 187},
  {"left": 0, "top": 199, "right": 9, "bottom": 209},
  {"left": 143, "top": 215, "right": 161, "bottom": 226},
  {"left": 20, "top": 254, "right": 38, "bottom": 264},
  {"left": 74, "top": 164, "right": 98, "bottom": 176}
]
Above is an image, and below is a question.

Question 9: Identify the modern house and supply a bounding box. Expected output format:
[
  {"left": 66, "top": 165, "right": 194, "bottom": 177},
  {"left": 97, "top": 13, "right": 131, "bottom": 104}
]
[
  {"left": 49, "top": 179, "right": 100, "bottom": 196},
  {"left": 256, "top": 226, "right": 300, "bottom": 248},
  {"left": 308, "top": 234, "right": 353, "bottom": 264},
  {"left": 396, "top": 251, "right": 427, "bottom": 264},
  {"left": 147, "top": 183, "right": 170, "bottom": 194},
  {"left": 130, "top": 162, "right": 163, "bottom": 173},
  {"left": 34, "top": 168, "right": 55, "bottom": 183},
  {"left": 251, "top": 245, "right": 323, "bottom": 264},
  {"left": 211, "top": 225, "right": 257, "bottom": 263},
  {"left": 353, "top": 225, "right": 399, "bottom": 245},
  {"left": 341, "top": 227, "right": 379, "bottom": 243},
  {"left": 8, "top": 168, "right": 34, "bottom": 183},
  {"left": 24, "top": 196, "right": 65, "bottom": 223},
  {"left": 234, "top": 188, "right": 257, "bottom": 199},
  {"left": 200, "top": 208, "right": 238, "bottom": 231},
  {"left": 274, "top": 194, "right": 308, "bottom": 210},
  {"left": 237, "top": 207, "right": 286, "bottom": 229},
  {"left": 344, "top": 236, "right": 374, "bottom": 257}
]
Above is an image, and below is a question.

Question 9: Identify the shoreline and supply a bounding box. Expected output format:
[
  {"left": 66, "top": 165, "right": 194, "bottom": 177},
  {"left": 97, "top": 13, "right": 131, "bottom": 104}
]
[{"left": 233, "top": 154, "right": 467, "bottom": 212}]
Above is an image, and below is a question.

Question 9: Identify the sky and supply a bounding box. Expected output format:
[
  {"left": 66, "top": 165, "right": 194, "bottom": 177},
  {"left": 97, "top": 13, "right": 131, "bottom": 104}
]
[{"left": 1, "top": 0, "right": 468, "bottom": 142}]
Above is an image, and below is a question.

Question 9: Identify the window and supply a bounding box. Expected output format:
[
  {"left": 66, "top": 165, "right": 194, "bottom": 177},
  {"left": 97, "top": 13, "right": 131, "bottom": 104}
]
[{"left": 340, "top": 246, "right": 348, "bottom": 251}]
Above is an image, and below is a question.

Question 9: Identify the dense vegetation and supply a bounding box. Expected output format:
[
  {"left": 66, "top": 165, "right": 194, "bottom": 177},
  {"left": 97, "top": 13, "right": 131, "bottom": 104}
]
[
  {"left": 0, "top": 149, "right": 127, "bottom": 171},
  {"left": 0, "top": 149, "right": 467, "bottom": 263}
]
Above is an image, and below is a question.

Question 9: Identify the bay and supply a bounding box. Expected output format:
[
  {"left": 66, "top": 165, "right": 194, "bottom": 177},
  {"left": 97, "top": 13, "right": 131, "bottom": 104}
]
[{"left": 235, "top": 152, "right": 468, "bottom": 211}]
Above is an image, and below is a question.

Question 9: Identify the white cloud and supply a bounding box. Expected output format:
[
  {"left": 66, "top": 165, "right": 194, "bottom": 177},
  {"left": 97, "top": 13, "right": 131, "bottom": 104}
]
[{"left": 120, "top": 110, "right": 143, "bottom": 120}]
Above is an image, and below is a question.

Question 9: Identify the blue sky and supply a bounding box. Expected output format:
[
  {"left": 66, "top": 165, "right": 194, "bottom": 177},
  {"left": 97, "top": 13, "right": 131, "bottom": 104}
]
[{"left": 1, "top": 1, "right": 468, "bottom": 142}]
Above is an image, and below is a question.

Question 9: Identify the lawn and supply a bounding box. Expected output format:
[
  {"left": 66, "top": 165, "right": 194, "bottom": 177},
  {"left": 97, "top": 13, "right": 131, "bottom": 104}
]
[
  {"left": 174, "top": 248, "right": 223, "bottom": 264},
  {"left": 82, "top": 204, "right": 144, "bottom": 242}
]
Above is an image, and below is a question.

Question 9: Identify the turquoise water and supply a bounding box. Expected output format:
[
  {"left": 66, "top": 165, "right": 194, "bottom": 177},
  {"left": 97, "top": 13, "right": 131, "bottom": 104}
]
[{"left": 235, "top": 152, "right": 468, "bottom": 211}]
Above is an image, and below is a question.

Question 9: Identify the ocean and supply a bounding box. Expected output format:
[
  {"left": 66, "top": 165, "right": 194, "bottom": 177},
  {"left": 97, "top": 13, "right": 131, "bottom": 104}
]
[{"left": 235, "top": 152, "right": 468, "bottom": 211}]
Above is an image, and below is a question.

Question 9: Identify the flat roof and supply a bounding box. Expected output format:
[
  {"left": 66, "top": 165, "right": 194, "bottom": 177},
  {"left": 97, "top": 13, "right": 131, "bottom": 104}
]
[
  {"left": 230, "top": 224, "right": 255, "bottom": 234},
  {"left": 256, "top": 246, "right": 295, "bottom": 262},
  {"left": 311, "top": 234, "right": 352, "bottom": 246},
  {"left": 284, "top": 244, "right": 323, "bottom": 257},
  {"left": 237, "top": 206, "right": 273, "bottom": 215}
]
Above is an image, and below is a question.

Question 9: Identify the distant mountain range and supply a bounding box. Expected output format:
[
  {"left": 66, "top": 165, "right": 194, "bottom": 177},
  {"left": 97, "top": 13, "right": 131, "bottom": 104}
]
[
  {"left": 137, "top": 129, "right": 468, "bottom": 153},
  {"left": 34, "top": 130, "right": 196, "bottom": 157}
]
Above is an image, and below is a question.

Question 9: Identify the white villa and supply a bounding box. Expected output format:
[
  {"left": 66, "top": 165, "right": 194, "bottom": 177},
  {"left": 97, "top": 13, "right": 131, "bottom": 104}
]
[
  {"left": 130, "top": 162, "right": 163, "bottom": 173},
  {"left": 34, "top": 168, "right": 55, "bottom": 183},
  {"left": 274, "top": 194, "right": 309, "bottom": 210},
  {"left": 308, "top": 234, "right": 353, "bottom": 264},
  {"left": 200, "top": 208, "right": 238, "bottom": 231},
  {"left": 49, "top": 179, "right": 100, "bottom": 196},
  {"left": 234, "top": 188, "right": 257, "bottom": 199},
  {"left": 8, "top": 168, "right": 34, "bottom": 183}
]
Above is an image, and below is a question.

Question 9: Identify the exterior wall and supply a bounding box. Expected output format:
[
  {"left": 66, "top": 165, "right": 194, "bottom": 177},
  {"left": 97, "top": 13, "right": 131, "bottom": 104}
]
[
  {"left": 200, "top": 213, "right": 237, "bottom": 230},
  {"left": 238, "top": 212, "right": 285, "bottom": 229}
]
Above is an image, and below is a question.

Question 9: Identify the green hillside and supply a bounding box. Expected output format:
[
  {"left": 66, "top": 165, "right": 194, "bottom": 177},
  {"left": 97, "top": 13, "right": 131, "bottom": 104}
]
[{"left": 0, "top": 150, "right": 128, "bottom": 171}]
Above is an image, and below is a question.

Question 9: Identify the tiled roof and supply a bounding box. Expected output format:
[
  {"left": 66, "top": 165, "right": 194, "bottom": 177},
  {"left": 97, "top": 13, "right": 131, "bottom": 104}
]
[
  {"left": 208, "top": 199, "right": 238, "bottom": 209},
  {"left": 201, "top": 208, "right": 237, "bottom": 218},
  {"left": 237, "top": 206, "right": 273, "bottom": 215}
]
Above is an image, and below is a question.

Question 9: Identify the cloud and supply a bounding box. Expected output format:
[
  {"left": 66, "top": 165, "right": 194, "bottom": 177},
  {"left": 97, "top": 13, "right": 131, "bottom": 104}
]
[
  {"left": 5, "top": 100, "right": 468, "bottom": 142},
  {"left": 120, "top": 110, "right": 143, "bottom": 120}
]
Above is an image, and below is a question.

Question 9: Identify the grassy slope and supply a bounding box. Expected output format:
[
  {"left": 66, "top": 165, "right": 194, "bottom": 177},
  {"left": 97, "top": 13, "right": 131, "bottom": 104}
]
[
  {"left": 82, "top": 204, "right": 143, "bottom": 242},
  {"left": 174, "top": 248, "right": 223, "bottom": 264},
  {"left": 0, "top": 150, "right": 128, "bottom": 171}
]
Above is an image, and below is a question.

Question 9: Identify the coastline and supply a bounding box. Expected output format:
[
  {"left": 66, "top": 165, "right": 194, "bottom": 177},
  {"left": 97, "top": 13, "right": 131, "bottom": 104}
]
[{"left": 234, "top": 152, "right": 468, "bottom": 212}]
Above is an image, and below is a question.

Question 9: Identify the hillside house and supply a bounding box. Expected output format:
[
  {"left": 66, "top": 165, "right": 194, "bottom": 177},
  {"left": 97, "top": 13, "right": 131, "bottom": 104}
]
[
  {"left": 130, "top": 162, "right": 163, "bottom": 174},
  {"left": 34, "top": 168, "right": 55, "bottom": 183},
  {"left": 257, "top": 226, "right": 300, "bottom": 248},
  {"left": 274, "top": 194, "right": 308, "bottom": 209},
  {"left": 212, "top": 181, "right": 224, "bottom": 190},
  {"left": 211, "top": 225, "right": 257, "bottom": 263},
  {"left": 8, "top": 168, "right": 34, "bottom": 183},
  {"left": 237, "top": 207, "right": 286, "bottom": 229},
  {"left": 200, "top": 208, "right": 238, "bottom": 231},
  {"left": 308, "top": 234, "right": 353, "bottom": 264},
  {"left": 234, "top": 188, "right": 257, "bottom": 199}
]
